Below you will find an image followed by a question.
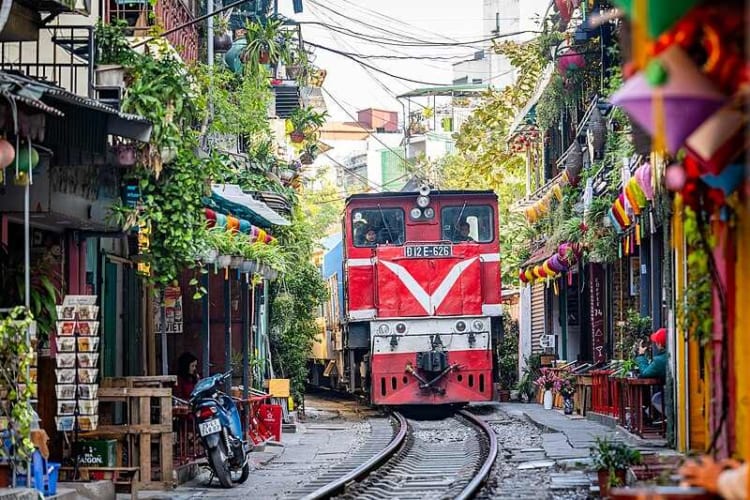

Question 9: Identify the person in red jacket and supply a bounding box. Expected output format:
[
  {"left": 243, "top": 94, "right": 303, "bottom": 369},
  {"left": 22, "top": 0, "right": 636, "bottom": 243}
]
[{"left": 176, "top": 352, "right": 200, "bottom": 400}]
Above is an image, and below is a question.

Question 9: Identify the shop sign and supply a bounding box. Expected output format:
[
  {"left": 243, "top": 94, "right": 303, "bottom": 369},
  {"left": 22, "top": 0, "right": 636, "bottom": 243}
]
[
  {"left": 589, "top": 263, "right": 606, "bottom": 363},
  {"left": 154, "top": 286, "right": 183, "bottom": 334}
]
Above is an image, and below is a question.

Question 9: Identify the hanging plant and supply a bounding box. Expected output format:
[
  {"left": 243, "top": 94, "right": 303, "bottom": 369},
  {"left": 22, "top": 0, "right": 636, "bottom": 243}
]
[
  {"left": 678, "top": 206, "right": 713, "bottom": 345},
  {"left": 0, "top": 307, "right": 37, "bottom": 464}
]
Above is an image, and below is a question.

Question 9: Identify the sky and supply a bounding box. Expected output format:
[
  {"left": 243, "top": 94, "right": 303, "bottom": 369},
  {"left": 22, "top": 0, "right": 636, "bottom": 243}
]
[{"left": 278, "top": 0, "right": 549, "bottom": 123}]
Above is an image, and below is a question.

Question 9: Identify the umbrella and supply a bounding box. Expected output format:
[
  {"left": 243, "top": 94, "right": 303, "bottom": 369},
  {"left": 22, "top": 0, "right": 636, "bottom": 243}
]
[
  {"left": 612, "top": 0, "right": 699, "bottom": 39},
  {"left": 611, "top": 46, "right": 727, "bottom": 155}
]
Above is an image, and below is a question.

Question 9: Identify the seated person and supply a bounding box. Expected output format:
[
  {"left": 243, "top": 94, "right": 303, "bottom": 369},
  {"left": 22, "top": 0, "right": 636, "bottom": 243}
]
[
  {"left": 452, "top": 221, "right": 475, "bottom": 243},
  {"left": 635, "top": 327, "right": 667, "bottom": 424},
  {"left": 362, "top": 226, "right": 378, "bottom": 246},
  {"left": 176, "top": 352, "right": 201, "bottom": 400}
]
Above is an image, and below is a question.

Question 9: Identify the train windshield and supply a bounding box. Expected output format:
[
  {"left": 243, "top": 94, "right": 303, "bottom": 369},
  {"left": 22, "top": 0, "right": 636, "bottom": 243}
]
[
  {"left": 441, "top": 205, "right": 494, "bottom": 243},
  {"left": 352, "top": 207, "right": 405, "bottom": 247}
]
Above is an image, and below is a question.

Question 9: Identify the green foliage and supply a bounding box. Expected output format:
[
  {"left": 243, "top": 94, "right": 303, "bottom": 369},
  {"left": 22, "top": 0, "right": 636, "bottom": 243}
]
[
  {"left": 590, "top": 437, "right": 642, "bottom": 475},
  {"left": 243, "top": 18, "right": 292, "bottom": 69},
  {"left": 498, "top": 312, "right": 519, "bottom": 390},
  {"left": 516, "top": 353, "right": 542, "bottom": 402},
  {"left": 0, "top": 307, "right": 36, "bottom": 463},
  {"left": 269, "top": 209, "right": 327, "bottom": 402},
  {"left": 678, "top": 206, "right": 713, "bottom": 345},
  {"left": 95, "top": 19, "right": 135, "bottom": 66}
]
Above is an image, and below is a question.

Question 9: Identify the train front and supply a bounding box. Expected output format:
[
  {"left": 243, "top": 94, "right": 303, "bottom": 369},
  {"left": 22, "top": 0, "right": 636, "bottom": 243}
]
[{"left": 344, "top": 189, "right": 501, "bottom": 406}]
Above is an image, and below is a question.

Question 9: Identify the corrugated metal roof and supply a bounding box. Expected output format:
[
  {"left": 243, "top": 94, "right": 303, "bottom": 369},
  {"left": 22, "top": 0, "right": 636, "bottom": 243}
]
[
  {"left": 398, "top": 84, "right": 489, "bottom": 98},
  {"left": 0, "top": 71, "right": 152, "bottom": 141},
  {"left": 210, "top": 184, "right": 290, "bottom": 227}
]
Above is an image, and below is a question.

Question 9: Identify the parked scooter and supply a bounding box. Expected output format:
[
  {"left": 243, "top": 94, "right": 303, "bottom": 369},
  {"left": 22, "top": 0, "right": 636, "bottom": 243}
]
[{"left": 190, "top": 371, "right": 250, "bottom": 487}]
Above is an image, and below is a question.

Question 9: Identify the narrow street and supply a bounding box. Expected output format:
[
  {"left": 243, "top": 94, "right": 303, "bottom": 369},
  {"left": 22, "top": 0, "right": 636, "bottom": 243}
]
[{"left": 128, "top": 395, "right": 673, "bottom": 500}]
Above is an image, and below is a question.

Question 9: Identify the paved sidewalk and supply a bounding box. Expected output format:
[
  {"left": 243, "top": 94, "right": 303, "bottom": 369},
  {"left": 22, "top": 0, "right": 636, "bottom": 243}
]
[{"left": 500, "top": 403, "right": 672, "bottom": 462}]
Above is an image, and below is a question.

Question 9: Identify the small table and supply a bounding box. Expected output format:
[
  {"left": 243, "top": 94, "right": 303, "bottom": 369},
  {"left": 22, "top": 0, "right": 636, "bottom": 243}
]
[
  {"left": 574, "top": 375, "right": 592, "bottom": 416},
  {"left": 620, "top": 377, "right": 665, "bottom": 438}
]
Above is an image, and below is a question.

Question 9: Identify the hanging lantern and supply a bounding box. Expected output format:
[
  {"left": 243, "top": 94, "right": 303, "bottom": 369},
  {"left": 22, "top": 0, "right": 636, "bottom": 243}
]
[
  {"left": 685, "top": 103, "right": 747, "bottom": 175},
  {"left": 557, "top": 50, "right": 585, "bottom": 78},
  {"left": 0, "top": 138, "right": 15, "bottom": 169},
  {"left": 524, "top": 269, "right": 534, "bottom": 283},
  {"left": 16, "top": 144, "right": 39, "bottom": 173},
  {"left": 612, "top": 0, "right": 700, "bottom": 39},
  {"left": 635, "top": 162, "right": 654, "bottom": 200},
  {"left": 587, "top": 108, "right": 607, "bottom": 159},
  {"left": 565, "top": 146, "right": 583, "bottom": 185},
  {"left": 519, "top": 269, "right": 529, "bottom": 283},
  {"left": 611, "top": 46, "right": 727, "bottom": 155}
]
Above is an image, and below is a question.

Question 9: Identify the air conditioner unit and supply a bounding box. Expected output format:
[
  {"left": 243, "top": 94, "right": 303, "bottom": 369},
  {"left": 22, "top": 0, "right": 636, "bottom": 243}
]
[{"left": 539, "top": 334, "right": 556, "bottom": 349}]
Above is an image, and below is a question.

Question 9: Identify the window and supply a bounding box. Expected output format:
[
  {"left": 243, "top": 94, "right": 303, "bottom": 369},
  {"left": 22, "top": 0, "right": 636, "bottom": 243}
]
[
  {"left": 441, "top": 205, "right": 494, "bottom": 243},
  {"left": 352, "top": 208, "right": 405, "bottom": 247}
]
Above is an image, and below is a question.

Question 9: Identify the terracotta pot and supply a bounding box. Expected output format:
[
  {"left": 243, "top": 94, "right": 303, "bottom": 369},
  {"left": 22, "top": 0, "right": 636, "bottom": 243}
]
[
  {"left": 498, "top": 390, "right": 511, "bottom": 402},
  {"left": 598, "top": 469, "right": 627, "bottom": 498},
  {"left": 214, "top": 33, "right": 233, "bottom": 53},
  {"left": 290, "top": 130, "right": 305, "bottom": 143},
  {"left": 259, "top": 50, "right": 270, "bottom": 64},
  {"left": 0, "top": 463, "right": 10, "bottom": 487}
]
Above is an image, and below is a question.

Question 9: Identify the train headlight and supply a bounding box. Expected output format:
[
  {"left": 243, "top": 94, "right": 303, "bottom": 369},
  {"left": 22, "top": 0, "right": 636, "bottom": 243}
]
[
  {"left": 395, "top": 322, "right": 407, "bottom": 334},
  {"left": 377, "top": 323, "right": 390, "bottom": 335},
  {"left": 410, "top": 207, "right": 422, "bottom": 219},
  {"left": 455, "top": 320, "right": 467, "bottom": 332},
  {"left": 472, "top": 319, "right": 484, "bottom": 332},
  {"left": 416, "top": 195, "right": 430, "bottom": 208},
  {"left": 423, "top": 207, "right": 435, "bottom": 219}
]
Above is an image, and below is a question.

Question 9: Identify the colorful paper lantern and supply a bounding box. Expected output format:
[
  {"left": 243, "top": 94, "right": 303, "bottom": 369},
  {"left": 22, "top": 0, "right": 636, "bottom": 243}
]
[
  {"left": 611, "top": 46, "right": 727, "bottom": 154},
  {"left": 686, "top": 103, "right": 748, "bottom": 174},
  {"left": 519, "top": 269, "right": 529, "bottom": 283},
  {"left": 524, "top": 269, "right": 534, "bottom": 283},
  {"left": 635, "top": 162, "right": 654, "bottom": 200},
  {"left": 215, "top": 213, "right": 227, "bottom": 228},
  {"left": 557, "top": 50, "right": 585, "bottom": 77},
  {"left": 608, "top": 208, "right": 624, "bottom": 234},
  {"left": 701, "top": 164, "right": 745, "bottom": 198},
  {"left": 612, "top": 0, "right": 699, "bottom": 39},
  {"left": 15, "top": 145, "right": 39, "bottom": 173},
  {"left": 226, "top": 216, "right": 240, "bottom": 232},
  {"left": 0, "top": 139, "right": 15, "bottom": 169}
]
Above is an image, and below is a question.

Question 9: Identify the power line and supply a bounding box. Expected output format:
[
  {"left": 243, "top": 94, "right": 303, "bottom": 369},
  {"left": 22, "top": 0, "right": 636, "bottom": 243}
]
[{"left": 304, "top": 40, "right": 449, "bottom": 86}]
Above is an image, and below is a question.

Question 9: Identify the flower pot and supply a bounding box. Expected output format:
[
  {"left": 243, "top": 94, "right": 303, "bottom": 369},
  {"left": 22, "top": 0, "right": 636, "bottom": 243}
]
[
  {"left": 300, "top": 152, "right": 314, "bottom": 165},
  {"left": 290, "top": 130, "right": 305, "bottom": 143},
  {"left": 0, "top": 463, "right": 10, "bottom": 487},
  {"left": 259, "top": 50, "right": 270, "bottom": 64},
  {"left": 217, "top": 255, "right": 232, "bottom": 268},
  {"left": 160, "top": 146, "right": 178, "bottom": 164},
  {"left": 230, "top": 256, "right": 243, "bottom": 269},
  {"left": 498, "top": 389, "right": 510, "bottom": 402},
  {"left": 543, "top": 389, "right": 553, "bottom": 409},
  {"left": 510, "top": 389, "right": 520, "bottom": 401},
  {"left": 598, "top": 469, "right": 627, "bottom": 498},
  {"left": 563, "top": 395, "right": 574, "bottom": 415},
  {"left": 214, "top": 32, "right": 233, "bottom": 53},
  {"left": 286, "top": 65, "right": 302, "bottom": 80},
  {"left": 95, "top": 64, "right": 125, "bottom": 87},
  {"left": 201, "top": 248, "right": 218, "bottom": 264},
  {"left": 239, "top": 260, "right": 253, "bottom": 273}
]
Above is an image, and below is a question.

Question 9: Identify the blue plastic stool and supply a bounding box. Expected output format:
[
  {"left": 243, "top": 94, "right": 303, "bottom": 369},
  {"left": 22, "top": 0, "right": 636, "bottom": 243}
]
[{"left": 16, "top": 450, "right": 60, "bottom": 496}]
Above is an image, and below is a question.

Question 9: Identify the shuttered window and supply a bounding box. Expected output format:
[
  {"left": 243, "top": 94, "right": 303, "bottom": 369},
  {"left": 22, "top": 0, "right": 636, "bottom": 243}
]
[{"left": 530, "top": 283, "right": 546, "bottom": 354}]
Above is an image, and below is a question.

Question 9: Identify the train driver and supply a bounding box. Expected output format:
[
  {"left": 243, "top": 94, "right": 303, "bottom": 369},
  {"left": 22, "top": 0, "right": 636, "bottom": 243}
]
[
  {"left": 452, "top": 221, "right": 475, "bottom": 243},
  {"left": 363, "top": 226, "right": 379, "bottom": 246}
]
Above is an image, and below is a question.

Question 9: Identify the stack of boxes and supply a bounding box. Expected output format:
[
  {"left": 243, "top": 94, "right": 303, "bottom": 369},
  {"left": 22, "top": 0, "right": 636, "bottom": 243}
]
[{"left": 54, "top": 296, "right": 100, "bottom": 432}]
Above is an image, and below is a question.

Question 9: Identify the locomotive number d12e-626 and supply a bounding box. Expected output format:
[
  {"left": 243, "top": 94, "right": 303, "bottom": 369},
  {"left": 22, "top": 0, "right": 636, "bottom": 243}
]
[{"left": 310, "top": 187, "right": 502, "bottom": 406}]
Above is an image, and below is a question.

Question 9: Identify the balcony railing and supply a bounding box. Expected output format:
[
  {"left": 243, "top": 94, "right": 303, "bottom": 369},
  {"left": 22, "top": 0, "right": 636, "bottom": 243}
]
[
  {"left": 107, "top": 0, "right": 198, "bottom": 64},
  {"left": 0, "top": 25, "right": 94, "bottom": 97}
]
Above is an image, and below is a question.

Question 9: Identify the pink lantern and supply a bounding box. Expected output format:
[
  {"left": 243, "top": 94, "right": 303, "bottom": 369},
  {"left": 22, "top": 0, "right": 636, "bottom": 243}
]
[
  {"left": 0, "top": 138, "right": 15, "bottom": 169},
  {"left": 635, "top": 162, "right": 654, "bottom": 200},
  {"left": 557, "top": 51, "right": 585, "bottom": 77},
  {"left": 611, "top": 46, "right": 727, "bottom": 155}
]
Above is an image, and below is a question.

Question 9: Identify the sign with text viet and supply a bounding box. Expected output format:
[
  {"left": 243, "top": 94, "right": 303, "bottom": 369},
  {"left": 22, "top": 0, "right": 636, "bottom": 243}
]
[{"left": 589, "top": 263, "right": 606, "bottom": 363}]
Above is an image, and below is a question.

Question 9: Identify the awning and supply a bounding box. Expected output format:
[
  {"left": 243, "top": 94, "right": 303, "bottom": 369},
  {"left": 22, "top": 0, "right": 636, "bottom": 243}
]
[
  {"left": 209, "top": 184, "right": 290, "bottom": 227},
  {"left": 0, "top": 71, "right": 152, "bottom": 142},
  {"left": 398, "top": 83, "right": 489, "bottom": 99},
  {"left": 522, "top": 246, "right": 553, "bottom": 267},
  {"left": 506, "top": 63, "right": 554, "bottom": 140}
]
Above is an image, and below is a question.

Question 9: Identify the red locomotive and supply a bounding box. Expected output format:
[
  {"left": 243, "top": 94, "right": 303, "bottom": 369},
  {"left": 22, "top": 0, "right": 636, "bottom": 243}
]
[{"left": 311, "top": 187, "right": 501, "bottom": 405}]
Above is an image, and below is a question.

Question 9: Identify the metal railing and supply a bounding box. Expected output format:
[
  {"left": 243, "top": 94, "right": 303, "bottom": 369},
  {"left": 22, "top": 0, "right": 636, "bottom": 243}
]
[
  {"left": 107, "top": 0, "right": 199, "bottom": 64},
  {"left": 0, "top": 25, "right": 94, "bottom": 97}
]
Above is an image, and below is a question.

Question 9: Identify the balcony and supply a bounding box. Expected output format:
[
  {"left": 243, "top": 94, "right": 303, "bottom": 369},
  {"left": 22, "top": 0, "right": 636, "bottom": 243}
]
[
  {"left": 106, "top": 0, "right": 198, "bottom": 64},
  {"left": 0, "top": 25, "right": 94, "bottom": 97},
  {"left": 1, "top": 0, "right": 82, "bottom": 42}
]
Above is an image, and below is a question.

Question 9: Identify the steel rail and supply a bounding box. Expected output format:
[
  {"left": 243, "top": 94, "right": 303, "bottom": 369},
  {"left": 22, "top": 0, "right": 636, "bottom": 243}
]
[
  {"left": 299, "top": 412, "right": 407, "bottom": 500},
  {"left": 456, "top": 409, "right": 499, "bottom": 500}
]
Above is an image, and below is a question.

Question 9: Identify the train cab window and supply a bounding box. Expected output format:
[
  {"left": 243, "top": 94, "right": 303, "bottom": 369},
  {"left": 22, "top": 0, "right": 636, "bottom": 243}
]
[
  {"left": 441, "top": 205, "right": 494, "bottom": 243},
  {"left": 352, "top": 208, "right": 405, "bottom": 247}
]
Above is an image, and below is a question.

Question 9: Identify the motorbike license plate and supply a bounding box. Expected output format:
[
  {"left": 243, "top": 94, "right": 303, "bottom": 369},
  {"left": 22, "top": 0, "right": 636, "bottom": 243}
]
[{"left": 199, "top": 419, "right": 221, "bottom": 437}]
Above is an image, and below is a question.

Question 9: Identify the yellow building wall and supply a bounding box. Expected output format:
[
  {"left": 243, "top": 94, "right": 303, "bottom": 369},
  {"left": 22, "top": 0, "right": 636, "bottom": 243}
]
[{"left": 734, "top": 202, "right": 750, "bottom": 459}]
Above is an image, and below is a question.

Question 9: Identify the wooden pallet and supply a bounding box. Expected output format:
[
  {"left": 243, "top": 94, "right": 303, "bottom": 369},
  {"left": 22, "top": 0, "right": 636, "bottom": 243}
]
[{"left": 84, "top": 377, "right": 175, "bottom": 491}]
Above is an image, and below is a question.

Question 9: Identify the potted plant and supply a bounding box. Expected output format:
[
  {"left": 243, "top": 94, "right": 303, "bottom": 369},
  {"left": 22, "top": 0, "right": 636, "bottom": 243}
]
[
  {"left": 591, "top": 437, "right": 642, "bottom": 498},
  {"left": 534, "top": 368, "right": 559, "bottom": 409},
  {"left": 287, "top": 106, "right": 327, "bottom": 144},
  {"left": 214, "top": 15, "right": 233, "bottom": 53},
  {"left": 94, "top": 19, "right": 134, "bottom": 87},
  {"left": 285, "top": 46, "right": 310, "bottom": 82},
  {"left": 497, "top": 313, "right": 519, "bottom": 402},
  {"left": 516, "top": 354, "right": 541, "bottom": 403},
  {"left": 242, "top": 18, "right": 290, "bottom": 67},
  {"left": 213, "top": 230, "right": 237, "bottom": 268}
]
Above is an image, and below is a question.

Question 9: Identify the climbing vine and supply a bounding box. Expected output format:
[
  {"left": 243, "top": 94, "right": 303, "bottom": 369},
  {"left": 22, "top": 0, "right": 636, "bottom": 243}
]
[{"left": 679, "top": 207, "right": 714, "bottom": 345}]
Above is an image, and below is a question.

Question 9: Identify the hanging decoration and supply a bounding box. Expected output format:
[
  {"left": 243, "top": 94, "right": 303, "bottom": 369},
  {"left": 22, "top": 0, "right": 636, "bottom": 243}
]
[
  {"left": 611, "top": 46, "right": 727, "bottom": 155},
  {"left": 612, "top": 0, "right": 700, "bottom": 39},
  {"left": 204, "top": 208, "right": 276, "bottom": 244},
  {"left": 0, "top": 138, "right": 15, "bottom": 169}
]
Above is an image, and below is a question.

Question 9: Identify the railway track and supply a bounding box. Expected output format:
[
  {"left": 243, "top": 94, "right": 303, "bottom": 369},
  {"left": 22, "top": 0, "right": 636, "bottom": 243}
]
[{"left": 290, "top": 409, "right": 497, "bottom": 500}]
